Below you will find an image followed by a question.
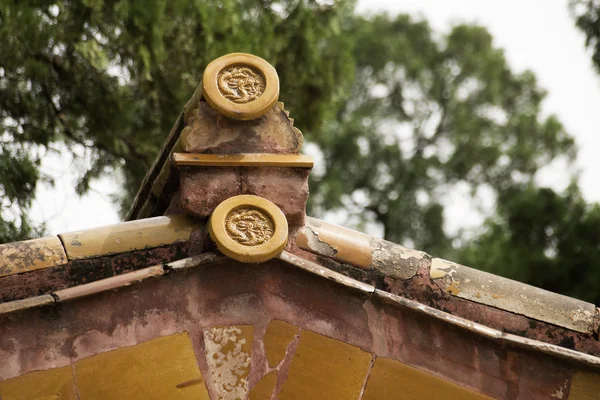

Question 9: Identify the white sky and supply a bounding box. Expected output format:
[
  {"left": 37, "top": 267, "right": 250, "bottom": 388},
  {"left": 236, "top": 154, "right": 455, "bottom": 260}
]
[{"left": 30, "top": 0, "right": 600, "bottom": 238}]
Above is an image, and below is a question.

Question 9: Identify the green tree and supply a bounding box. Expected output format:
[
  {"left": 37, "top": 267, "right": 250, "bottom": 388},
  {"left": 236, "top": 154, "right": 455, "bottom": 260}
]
[
  {"left": 310, "top": 15, "right": 575, "bottom": 255},
  {"left": 0, "top": 0, "right": 355, "bottom": 239},
  {"left": 571, "top": 0, "right": 600, "bottom": 73},
  {"left": 451, "top": 0, "right": 600, "bottom": 303}
]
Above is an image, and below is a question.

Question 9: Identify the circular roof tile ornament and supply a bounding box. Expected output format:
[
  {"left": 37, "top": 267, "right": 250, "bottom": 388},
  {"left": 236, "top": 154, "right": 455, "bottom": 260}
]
[
  {"left": 203, "top": 53, "right": 280, "bottom": 120},
  {"left": 209, "top": 195, "right": 288, "bottom": 263}
]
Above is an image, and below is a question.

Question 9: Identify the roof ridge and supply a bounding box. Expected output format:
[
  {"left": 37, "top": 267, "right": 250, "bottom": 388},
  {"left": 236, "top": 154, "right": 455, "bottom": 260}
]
[{"left": 1, "top": 247, "right": 598, "bottom": 369}]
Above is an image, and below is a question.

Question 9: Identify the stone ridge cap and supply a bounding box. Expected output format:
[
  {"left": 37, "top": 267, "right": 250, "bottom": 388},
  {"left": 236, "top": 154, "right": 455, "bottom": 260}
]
[
  {"left": 297, "top": 216, "right": 599, "bottom": 337},
  {"left": 1, "top": 249, "right": 599, "bottom": 369}
]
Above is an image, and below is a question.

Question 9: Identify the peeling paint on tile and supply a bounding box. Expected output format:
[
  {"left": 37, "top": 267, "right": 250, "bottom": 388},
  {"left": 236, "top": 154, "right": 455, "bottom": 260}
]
[
  {"left": 204, "top": 325, "right": 253, "bottom": 400},
  {"left": 298, "top": 217, "right": 372, "bottom": 268},
  {"left": 370, "top": 238, "right": 427, "bottom": 280},
  {"left": 430, "top": 257, "right": 458, "bottom": 279},
  {"left": 296, "top": 226, "right": 337, "bottom": 258},
  {"left": 297, "top": 217, "right": 428, "bottom": 279}
]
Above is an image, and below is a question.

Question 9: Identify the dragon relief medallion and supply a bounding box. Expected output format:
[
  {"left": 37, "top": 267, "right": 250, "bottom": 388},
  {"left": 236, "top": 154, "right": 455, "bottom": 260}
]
[
  {"left": 217, "top": 64, "right": 266, "bottom": 104},
  {"left": 225, "top": 207, "right": 275, "bottom": 246}
]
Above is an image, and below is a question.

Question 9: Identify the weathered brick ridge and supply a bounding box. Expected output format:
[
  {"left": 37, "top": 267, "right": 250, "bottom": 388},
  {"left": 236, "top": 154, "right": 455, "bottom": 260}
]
[{"left": 1, "top": 53, "right": 599, "bottom": 399}]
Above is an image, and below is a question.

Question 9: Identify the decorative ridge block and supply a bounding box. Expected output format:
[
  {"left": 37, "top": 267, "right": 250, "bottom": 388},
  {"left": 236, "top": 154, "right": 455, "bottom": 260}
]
[
  {"left": 202, "top": 53, "right": 280, "bottom": 121},
  {"left": 174, "top": 53, "right": 310, "bottom": 239},
  {"left": 208, "top": 195, "right": 289, "bottom": 263},
  {"left": 126, "top": 53, "right": 306, "bottom": 222},
  {"left": 179, "top": 101, "right": 303, "bottom": 155}
]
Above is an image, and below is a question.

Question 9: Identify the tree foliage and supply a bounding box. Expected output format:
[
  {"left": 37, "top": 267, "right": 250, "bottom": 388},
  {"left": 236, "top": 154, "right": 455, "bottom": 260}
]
[
  {"left": 571, "top": 0, "right": 600, "bottom": 73},
  {"left": 309, "top": 15, "right": 575, "bottom": 256},
  {"left": 1, "top": 1, "right": 598, "bottom": 302}
]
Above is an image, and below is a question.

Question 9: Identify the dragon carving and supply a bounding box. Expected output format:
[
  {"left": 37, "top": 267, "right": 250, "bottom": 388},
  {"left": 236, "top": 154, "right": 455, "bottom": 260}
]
[
  {"left": 226, "top": 207, "right": 274, "bottom": 246},
  {"left": 217, "top": 64, "right": 266, "bottom": 104}
]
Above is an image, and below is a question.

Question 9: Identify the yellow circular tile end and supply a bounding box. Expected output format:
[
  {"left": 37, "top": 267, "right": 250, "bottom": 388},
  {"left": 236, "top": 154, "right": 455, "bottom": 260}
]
[
  {"left": 203, "top": 53, "right": 279, "bottom": 120},
  {"left": 209, "top": 195, "right": 288, "bottom": 263}
]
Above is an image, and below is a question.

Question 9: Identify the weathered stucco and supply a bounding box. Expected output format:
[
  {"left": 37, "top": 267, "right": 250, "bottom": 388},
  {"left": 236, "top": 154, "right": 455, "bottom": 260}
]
[
  {"left": 0, "top": 259, "right": 597, "bottom": 399},
  {"left": 0, "top": 241, "right": 190, "bottom": 303},
  {"left": 296, "top": 218, "right": 600, "bottom": 358},
  {"left": 180, "top": 102, "right": 303, "bottom": 154}
]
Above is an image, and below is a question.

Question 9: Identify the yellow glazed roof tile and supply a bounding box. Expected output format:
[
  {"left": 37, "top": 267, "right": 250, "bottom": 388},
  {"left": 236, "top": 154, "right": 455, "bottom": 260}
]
[
  {"left": 58, "top": 214, "right": 200, "bottom": 260},
  {"left": 0, "top": 236, "right": 67, "bottom": 278},
  {"left": 249, "top": 371, "right": 277, "bottom": 400}
]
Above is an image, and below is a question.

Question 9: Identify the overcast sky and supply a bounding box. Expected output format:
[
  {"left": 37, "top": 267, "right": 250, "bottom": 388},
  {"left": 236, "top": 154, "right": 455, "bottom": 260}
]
[{"left": 30, "top": 0, "right": 600, "bottom": 237}]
